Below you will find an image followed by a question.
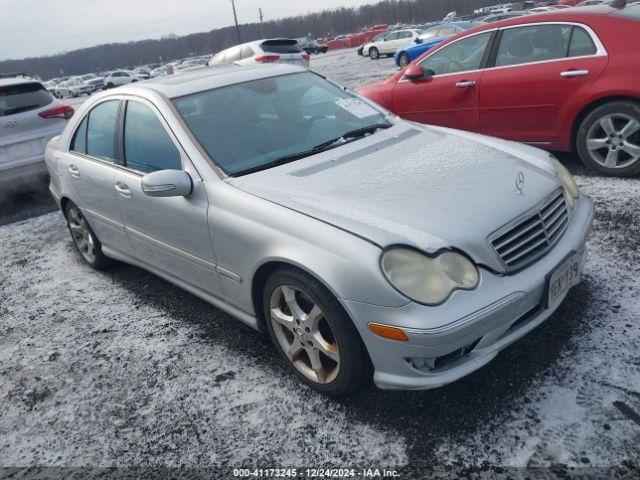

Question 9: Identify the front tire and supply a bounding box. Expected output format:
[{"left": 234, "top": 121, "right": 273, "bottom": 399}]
[
  {"left": 369, "top": 47, "right": 379, "bottom": 60},
  {"left": 576, "top": 101, "right": 640, "bottom": 177},
  {"left": 65, "top": 202, "right": 112, "bottom": 270},
  {"left": 263, "top": 267, "right": 371, "bottom": 396},
  {"left": 398, "top": 53, "right": 410, "bottom": 68}
]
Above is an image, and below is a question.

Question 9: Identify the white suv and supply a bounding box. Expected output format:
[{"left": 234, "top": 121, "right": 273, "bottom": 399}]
[
  {"left": 209, "top": 39, "right": 310, "bottom": 68},
  {"left": 104, "top": 71, "right": 140, "bottom": 88},
  {"left": 362, "top": 29, "right": 423, "bottom": 59},
  {"left": 0, "top": 77, "right": 73, "bottom": 191}
]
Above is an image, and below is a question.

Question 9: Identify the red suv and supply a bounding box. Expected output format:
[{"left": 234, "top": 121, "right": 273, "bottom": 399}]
[{"left": 358, "top": 4, "right": 640, "bottom": 176}]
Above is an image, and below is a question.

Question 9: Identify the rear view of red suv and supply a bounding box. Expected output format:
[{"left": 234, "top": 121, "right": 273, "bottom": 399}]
[{"left": 358, "top": 4, "right": 640, "bottom": 177}]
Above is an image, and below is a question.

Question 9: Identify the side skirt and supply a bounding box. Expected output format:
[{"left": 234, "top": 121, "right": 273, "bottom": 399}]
[{"left": 102, "top": 245, "right": 261, "bottom": 332}]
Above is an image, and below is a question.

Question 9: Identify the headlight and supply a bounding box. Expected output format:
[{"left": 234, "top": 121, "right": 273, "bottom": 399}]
[
  {"left": 551, "top": 156, "right": 580, "bottom": 208},
  {"left": 381, "top": 248, "right": 479, "bottom": 305}
]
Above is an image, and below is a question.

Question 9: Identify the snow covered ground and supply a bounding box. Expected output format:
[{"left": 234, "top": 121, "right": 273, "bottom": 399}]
[{"left": 1, "top": 49, "right": 639, "bottom": 476}]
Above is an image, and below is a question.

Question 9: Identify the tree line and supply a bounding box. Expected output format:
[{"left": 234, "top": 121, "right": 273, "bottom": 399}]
[{"left": 0, "top": 0, "right": 499, "bottom": 80}]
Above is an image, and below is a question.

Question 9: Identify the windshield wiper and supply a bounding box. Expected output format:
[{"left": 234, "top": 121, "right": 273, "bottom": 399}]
[{"left": 233, "top": 123, "right": 393, "bottom": 177}]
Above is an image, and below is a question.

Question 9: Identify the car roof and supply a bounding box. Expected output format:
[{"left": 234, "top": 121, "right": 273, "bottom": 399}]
[
  {"left": 473, "top": 3, "right": 620, "bottom": 29},
  {"left": 0, "top": 77, "right": 40, "bottom": 87},
  {"left": 119, "top": 63, "right": 307, "bottom": 99}
]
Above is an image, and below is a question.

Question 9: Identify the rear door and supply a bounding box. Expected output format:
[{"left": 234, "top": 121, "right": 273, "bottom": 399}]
[
  {"left": 63, "top": 98, "right": 133, "bottom": 254},
  {"left": 0, "top": 81, "right": 66, "bottom": 170},
  {"left": 392, "top": 31, "right": 494, "bottom": 132},
  {"left": 479, "top": 23, "right": 608, "bottom": 144}
]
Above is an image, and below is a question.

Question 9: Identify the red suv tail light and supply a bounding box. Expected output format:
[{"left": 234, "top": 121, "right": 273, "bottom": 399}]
[
  {"left": 39, "top": 105, "right": 74, "bottom": 119},
  {"left": 255, "top": 55, "right": 281, "bottom": 63},
  {"left": 301, "top": 53, "right": 311, "bottom": 61}
]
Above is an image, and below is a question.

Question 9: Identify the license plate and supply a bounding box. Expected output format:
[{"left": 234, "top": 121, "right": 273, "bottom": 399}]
[
  {"left": 547, "top": 251, "right": 582, "bottom": 308},
  {"left": 2, "top": 139, "right": 43, "bottom": 162}
]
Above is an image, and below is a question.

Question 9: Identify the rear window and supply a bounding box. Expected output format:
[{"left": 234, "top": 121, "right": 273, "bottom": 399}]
[
  {"left": 612, "top": 4, "right": 640, "bottom": 20},
  {"left": 260, "top": 40, "right": 302, "bottom": 54},
  {"left": 0, "top": 82, "right": 53, "bottom": 117}
]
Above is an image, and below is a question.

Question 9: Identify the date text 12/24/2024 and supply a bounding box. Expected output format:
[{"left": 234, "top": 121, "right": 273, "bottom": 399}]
[{"left": 233, "top": 468, "right": 401, "bottom": 478}]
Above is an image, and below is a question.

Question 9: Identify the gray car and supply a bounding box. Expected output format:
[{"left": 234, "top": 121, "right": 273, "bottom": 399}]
[{"left": 45, "top": 65, "right": 594, "bottom": 395}]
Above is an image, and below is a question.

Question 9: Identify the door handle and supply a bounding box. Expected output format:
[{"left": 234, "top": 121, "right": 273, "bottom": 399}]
[
  {"left": 68, "top": 165, "right": 80, "bottom": 178},
  {"left": 114, "top": 182, "right": 132, "bottom": 198},
  {"left": 455, "top": 80, "right": 477, "bottom": 88},
  {"left": 560, "top": 69, "right": 589, "bottom": 78}
]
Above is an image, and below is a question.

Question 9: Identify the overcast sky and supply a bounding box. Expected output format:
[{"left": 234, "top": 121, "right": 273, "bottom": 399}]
[{"left": 0, "top": 0, "right": 382, "bottom": 60}]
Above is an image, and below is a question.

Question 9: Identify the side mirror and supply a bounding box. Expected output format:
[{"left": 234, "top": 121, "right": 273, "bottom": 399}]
[
  {"left": 141, "top": 169, "right": 193, "bottom": 198},
  {"left": 415, "top": 37, "right": 423, "bottom": 44},
  {"left": 403, "top": 64, "right": 426, "bottom": 81}
]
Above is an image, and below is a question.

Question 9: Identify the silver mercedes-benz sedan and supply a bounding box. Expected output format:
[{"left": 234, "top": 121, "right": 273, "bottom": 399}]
[{"left": 45, "top": 64, "right": 594, "bottom": 396}]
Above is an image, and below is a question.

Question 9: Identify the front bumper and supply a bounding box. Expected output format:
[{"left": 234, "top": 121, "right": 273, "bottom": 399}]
[{"left": 341, "top": 195, "right": 594, "bottom": 390}]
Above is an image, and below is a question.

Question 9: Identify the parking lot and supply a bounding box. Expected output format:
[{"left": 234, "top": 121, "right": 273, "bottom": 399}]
[{"left": 1, "top": 49, "right": 639, "bottom": 474}]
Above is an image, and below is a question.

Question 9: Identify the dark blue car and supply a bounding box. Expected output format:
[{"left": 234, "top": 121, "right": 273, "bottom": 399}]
[{"left": 394, "top": 21, "right": 483, "bottom": 67}]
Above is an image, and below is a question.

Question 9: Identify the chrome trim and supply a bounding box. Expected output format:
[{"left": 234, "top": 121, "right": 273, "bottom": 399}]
[{"left": 487, "top": 188, "right": 570, "bottom": 272}]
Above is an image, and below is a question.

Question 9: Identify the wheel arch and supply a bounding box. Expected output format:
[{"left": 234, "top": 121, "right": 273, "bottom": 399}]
[
  {"left": 571, "top": 95, "right": 640, "bottom": 150},
  {"left": 250, "top": 259, "right": 345, "bottom": 332}
]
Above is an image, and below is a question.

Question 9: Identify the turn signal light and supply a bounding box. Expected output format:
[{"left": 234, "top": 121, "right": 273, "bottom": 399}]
[
  {"left": 368, "top": 323, "right": 409, "bottom": 342},
  {"left": 39, "top": 105, "right": 74, "bottom": 119}
]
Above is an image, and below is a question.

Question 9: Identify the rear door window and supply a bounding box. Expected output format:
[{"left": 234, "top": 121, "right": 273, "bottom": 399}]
[
  {"left": 86, "top": 100, "right": 119, "bottom": 161},
  {"left": 568, "top": 26, "right": 597, "bottom": 57},
  {"left": 0, "top": 82, "right": 53, "bottom": 117},
  {"left": 71, "top": 117, "right": 88, "bottom": 153},
  {"left": 495, "top": 24, "right": 572, "bottom": 67}
]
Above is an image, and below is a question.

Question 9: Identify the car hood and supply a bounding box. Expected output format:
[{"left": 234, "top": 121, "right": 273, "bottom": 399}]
[{"left": 226, "top": 123, "right": 561, "bottom": 272}]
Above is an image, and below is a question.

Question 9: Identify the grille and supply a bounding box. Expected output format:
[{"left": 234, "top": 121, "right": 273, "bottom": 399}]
[{"left": 489, "top": 189, "right": 569, "bottom": 271}]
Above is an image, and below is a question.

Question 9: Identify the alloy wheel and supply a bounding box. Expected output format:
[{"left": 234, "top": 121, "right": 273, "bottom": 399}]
[
  {"left": 585, "top": 113, "right": 640, "bottom": 170},
  {"left": 67, "top": 206, "right": 97, "bottom": 264},
  {"left": 269, "top": 285, "right": 340, "bottom": 384}
]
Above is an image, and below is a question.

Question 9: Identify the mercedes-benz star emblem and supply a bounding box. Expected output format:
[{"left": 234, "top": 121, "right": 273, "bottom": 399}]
[{"left": 515, "top": 171, "right": 525, "bottom": 196}]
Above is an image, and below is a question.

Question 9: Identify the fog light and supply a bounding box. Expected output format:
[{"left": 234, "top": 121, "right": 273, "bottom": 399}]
[{"left": 368, "top": 323, "right": 409, "bottom": 342}]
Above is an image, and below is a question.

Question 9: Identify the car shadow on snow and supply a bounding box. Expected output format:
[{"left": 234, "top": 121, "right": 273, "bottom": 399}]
[{"left": 104, "top": 255, "right": 599, "bottom": 466}]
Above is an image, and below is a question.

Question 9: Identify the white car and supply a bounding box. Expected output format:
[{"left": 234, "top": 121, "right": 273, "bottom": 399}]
[
  {"left": 209, "top": 39, "right": 310, "bottom": 68},
  {"left": 150, "top": 66, "right": 167, "bottom": 78},
  {"left": 80, "top": 73, "right": 105, "bottom": 92},
  {"left": 55, "top": 77, "right": 94, "bottom": 98},
  {"left": 362, "top": 29, "right": 424, "bottom": 59},
  {"left": 175, "top": 58, "right": 209, "bottom": 74},
  {"left": 1, "top": 77, "right": 73, "bottom": 191},
  {"left": 104, "top": 71, "right": 140, "bottom": 88}
]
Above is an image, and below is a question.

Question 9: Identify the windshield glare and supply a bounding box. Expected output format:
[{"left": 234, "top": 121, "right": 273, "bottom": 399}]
[{"left": 173, "top": 72, "right": 388, "bottom": 176}]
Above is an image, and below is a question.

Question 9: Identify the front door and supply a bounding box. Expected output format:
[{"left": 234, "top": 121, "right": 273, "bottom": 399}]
[
  {"left": 479, "top": 23, "right": 607, "bottom": 144},
  {"left": 112, "top": 99, "right": 223, "bottom": 296},
  {"left": 392, "top": 31, "right": 493, "bottom": 132}
]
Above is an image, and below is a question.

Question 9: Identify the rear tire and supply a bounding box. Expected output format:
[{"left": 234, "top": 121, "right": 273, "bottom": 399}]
[
  {"left": 399, "top": 53, "right": 410, "bottom": 68},
  {"left": 65, "top": 202, "right": 112, "bottom": 270},
  {"left": 263, "top": 267, "right": 372, "bottom": 396},
  {"left": 369, "top": 47, "right": 379, "bottom": 60},
  {"left": 576, "top": 100, "right": 640, "bottom": 177},
  {"left": 106, "top": 82, "right": 114, "bottom": 89}
]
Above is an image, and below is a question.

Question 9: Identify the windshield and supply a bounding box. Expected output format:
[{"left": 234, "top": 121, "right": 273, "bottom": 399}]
[
  {"left": 418, "top": 27, "right": 441, "bottom": 41},
  {"left": 173, "top": 72, "right": 388, "bottom": 176}
]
